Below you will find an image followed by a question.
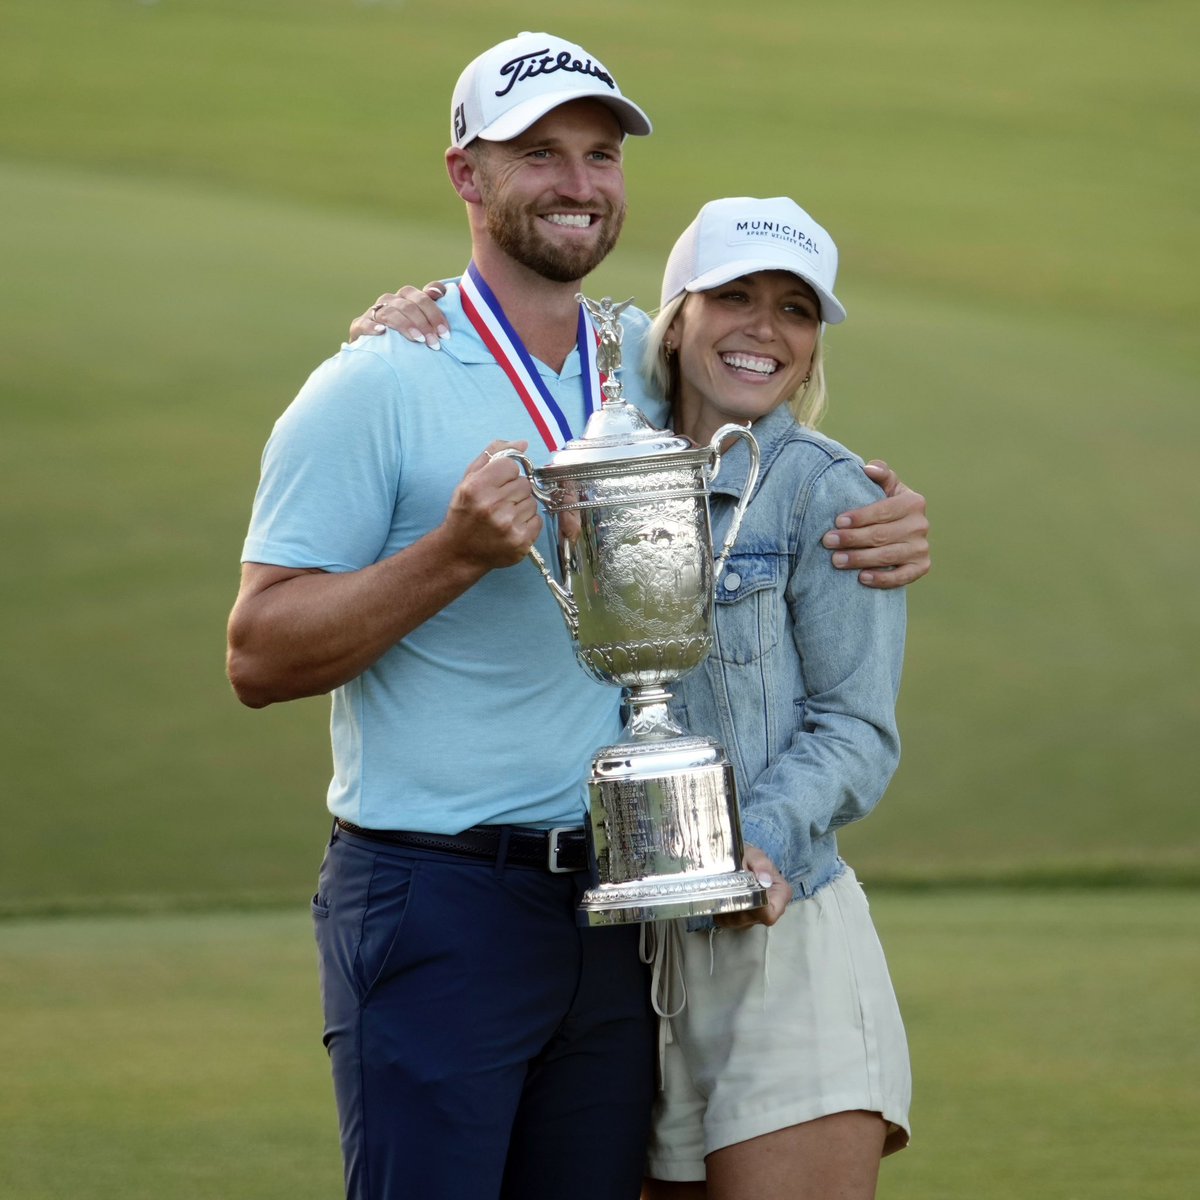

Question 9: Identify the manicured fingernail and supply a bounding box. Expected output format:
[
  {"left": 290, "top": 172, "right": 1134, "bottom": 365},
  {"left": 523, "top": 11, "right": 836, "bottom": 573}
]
[
  {"left": 756, "top": 873, "right": 773, "bottom": 888},
  {"left": 832, "top": 552, "right": 849, "bottom": 567},
  {"left": 836, "top": 515, "right": 852, "bottom": 528},
  {"left": 373, "top": 324, "right": 386, "bottom": 333},
  {"left": 407, "top": 328, "right": 425, "bottom": 343},
  {"left": 823, "top": 532, "right": 840, "bottom": 548},
  {"left": 426, "top": 336, "right": 442, "bottom": 351},
  {"left": 437, "top": 325, "right": 450, "bottom": 339}
]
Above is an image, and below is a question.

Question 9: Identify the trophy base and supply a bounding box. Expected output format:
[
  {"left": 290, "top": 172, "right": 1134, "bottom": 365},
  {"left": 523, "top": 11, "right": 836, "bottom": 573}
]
[
  {"left": 578, "top": 732, "right": 765, "bottom": 926},
  {"left": 579, "top": 869, "right": 767, "bottom": 927}
]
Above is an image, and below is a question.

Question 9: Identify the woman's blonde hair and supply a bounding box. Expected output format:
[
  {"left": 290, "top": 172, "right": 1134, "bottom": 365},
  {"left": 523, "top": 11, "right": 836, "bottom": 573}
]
[{"left": 642, "top": 293, "right": 828, "bottom": 430}]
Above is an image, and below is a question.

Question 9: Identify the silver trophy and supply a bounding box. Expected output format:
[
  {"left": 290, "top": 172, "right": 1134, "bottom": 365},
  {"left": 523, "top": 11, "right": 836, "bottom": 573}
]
[{"left": 499, "top": 296, "right": 766, "bottom": 926}]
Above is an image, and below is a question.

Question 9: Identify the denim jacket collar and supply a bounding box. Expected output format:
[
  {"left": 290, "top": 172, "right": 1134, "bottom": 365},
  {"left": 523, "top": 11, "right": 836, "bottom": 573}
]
[{"left": 707, "top": 404, "right": 801, "bottom": 505}]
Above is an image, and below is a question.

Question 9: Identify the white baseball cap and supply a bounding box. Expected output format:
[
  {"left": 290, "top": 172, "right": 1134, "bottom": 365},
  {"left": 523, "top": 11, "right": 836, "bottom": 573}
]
[
  {"left": 450, "top": 31, "right": 652, "bottom": 148},
  {"left": 660, "top": 196, "right": 846, "bottom": 324}
]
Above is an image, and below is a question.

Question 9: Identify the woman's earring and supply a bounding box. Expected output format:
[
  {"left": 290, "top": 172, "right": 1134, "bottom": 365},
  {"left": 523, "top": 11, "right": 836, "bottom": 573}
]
[{"left": 663, "top": 342, "right": 676, "bottom": 360}]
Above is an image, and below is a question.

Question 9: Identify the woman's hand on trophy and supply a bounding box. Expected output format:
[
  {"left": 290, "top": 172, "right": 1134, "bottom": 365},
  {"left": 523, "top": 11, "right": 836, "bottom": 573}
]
[
  {"left": 442, "top": 440, "right": 543, "bottom": 570},
  {"left": 715, "top": 845, "right": 792, "bottom": 929},
  {"left": 823, "top": 460, "right": 930, "bottom": 590},
  {"left": 349, "top": 282, "right": 450, "bottom": 348}
]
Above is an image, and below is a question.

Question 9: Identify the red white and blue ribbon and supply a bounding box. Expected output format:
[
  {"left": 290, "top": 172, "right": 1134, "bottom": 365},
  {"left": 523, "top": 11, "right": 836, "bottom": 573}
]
[{"left": 460, "top": 261, "right": 604, "bottom": 452}]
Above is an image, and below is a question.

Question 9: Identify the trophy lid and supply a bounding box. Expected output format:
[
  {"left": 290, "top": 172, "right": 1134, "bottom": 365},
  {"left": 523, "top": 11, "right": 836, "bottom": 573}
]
[{"left": 547, "top": 397, "right": 693, "bottom": 466}]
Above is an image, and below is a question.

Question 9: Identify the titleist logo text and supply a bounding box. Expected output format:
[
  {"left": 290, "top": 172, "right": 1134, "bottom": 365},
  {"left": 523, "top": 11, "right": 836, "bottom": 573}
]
[{"left": 495, "top": 48, "right": 616, "bottom": 97}]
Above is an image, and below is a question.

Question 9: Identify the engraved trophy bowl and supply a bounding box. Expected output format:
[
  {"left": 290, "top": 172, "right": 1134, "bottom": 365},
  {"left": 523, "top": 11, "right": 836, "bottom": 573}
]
[{"left": 498, "top": 296, "right": 767, "bottom": 926}]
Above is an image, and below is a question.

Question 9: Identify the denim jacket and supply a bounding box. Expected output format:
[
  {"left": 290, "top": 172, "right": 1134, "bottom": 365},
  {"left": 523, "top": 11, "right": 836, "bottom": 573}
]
[{"left": 671, "top": 403, "right": 906, "bottom": 901}]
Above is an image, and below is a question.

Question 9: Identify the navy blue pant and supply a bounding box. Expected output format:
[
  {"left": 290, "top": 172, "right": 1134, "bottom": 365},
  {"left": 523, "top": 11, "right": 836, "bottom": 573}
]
[{"left": 312, "top": 823, "right": 655, "bottom": 1200}]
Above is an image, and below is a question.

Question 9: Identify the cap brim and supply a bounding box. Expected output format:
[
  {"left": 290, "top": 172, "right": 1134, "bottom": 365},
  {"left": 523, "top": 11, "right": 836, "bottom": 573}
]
[
  {"left": 682, "top": 258, "right": 846, "bottom": 325},
  {"left": 475, "top": 90, "right": 652, "bottom": 144}
]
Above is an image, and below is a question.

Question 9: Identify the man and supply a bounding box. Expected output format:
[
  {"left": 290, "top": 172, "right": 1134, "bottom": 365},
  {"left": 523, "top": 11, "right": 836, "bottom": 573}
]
[{"left": 227, "top": 31, "right": 928, "bottom": 1200}]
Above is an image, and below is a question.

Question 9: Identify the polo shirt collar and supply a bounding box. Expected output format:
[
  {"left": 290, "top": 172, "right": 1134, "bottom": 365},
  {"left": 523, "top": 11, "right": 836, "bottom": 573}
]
[{"left": 440, "top": 275, "right": 585, "bottom": 379}]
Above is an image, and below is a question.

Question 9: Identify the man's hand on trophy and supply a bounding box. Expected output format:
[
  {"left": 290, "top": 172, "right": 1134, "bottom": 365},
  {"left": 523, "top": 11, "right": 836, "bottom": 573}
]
[
  {"left": 715, "top": 845, "right": 793, "bottom": 929},
  {"left": 443, "top": 440, "right": 543, "bottom": 570},
  {"left": 823, "top": 460, "right": 930, "bottom": 590},
  {"left": 349, "top": 282, "right": 450, "bottom": 349}
]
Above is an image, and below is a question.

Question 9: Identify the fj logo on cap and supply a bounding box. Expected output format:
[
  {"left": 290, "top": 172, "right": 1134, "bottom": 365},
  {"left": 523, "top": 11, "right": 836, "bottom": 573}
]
[
  {"left": 731, "top": 219, "right": 820, "bottom": 256},
  {"left": 453, "top": 103, "right": 467, "bottom": 143},
  {"left": 495, "top": 48, "right": 616, "bottom": 97}
]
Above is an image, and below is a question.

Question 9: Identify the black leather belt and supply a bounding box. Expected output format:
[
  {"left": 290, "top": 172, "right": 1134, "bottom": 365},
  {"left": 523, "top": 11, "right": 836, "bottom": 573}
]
[{"left": 335, "top": 818, "right": 589, "bottom": 873}]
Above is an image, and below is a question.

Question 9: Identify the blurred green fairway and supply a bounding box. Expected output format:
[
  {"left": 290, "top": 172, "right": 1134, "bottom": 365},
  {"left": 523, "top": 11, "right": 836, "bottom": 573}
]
[
  {"left": 3, "top": 0, "right": 1198, "bottom": 905},
  {"left": 3, "top": 892, "right": 1196, "bottom": 1199},
  {"left": 1, "top": 1, "right": 1197, "bottom": 1196}
]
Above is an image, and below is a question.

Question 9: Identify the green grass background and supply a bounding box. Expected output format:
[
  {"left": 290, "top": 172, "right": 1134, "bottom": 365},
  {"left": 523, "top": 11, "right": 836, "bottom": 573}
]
[
  {"left": 2, "top": 1, "right": 1197, "bottom": 1196},
  {"left": 3, "top": 893, "right": 1196, "bottom": 1199}
]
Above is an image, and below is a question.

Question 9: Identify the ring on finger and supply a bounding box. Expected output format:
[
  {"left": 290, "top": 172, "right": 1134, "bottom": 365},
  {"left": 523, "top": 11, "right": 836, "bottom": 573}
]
[{"left": 370, "top": 303, "right": 385, "bottom": 319}]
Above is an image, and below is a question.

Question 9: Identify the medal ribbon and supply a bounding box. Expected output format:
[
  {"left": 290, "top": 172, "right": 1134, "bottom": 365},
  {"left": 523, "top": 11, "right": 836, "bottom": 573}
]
[{"left": 460, "top": 261, "right": 604, "bottom": 452}]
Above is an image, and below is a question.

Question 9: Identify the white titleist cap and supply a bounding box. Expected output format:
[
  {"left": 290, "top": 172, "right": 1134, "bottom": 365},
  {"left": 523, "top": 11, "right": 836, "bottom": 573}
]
[
  {"left": 450, "top": 31, "right": 652, "bottom": 148},
  {"left": 660, "top": 196, "right": 846, "bottom": 324}
]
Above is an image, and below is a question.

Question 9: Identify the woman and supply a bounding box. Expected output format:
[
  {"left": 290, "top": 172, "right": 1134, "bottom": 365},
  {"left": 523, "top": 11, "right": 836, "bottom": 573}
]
[
  {"left": 348, "top": 196, "right": 914, "bottom": 1199},
  {"left": 634, "top": 197, "right": 910, "bottom": 1200}
]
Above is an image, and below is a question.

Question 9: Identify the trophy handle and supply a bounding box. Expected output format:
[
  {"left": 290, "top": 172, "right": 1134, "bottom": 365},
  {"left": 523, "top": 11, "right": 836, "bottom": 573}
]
[
  {"left": 489, "top": 448, "right": 580, "bottom": 634},
  {"left": 706, "top": 423, "right": 761, "bottom": 583}
]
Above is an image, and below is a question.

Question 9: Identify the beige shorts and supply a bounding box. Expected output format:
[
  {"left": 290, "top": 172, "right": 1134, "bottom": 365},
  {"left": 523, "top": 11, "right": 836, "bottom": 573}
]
[{"left": 645, "top": 866, "right": 912, "bottom": 1182}]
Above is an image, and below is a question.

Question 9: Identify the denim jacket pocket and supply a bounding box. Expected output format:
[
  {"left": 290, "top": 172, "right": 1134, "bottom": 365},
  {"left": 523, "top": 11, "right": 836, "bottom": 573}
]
[{"left": 712, "top": 553, "right": 783, "bottom": 665}]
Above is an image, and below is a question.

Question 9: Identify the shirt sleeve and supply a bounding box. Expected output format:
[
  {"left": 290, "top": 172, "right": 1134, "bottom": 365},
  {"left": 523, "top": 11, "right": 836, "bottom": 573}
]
[{"left": 241, "top": 346, "right": 404, "bottom": 573}]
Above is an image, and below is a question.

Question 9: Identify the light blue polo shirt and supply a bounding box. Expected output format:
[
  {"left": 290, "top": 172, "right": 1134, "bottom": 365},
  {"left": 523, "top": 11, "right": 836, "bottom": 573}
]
[{"left": 242, "top": 278, "right": 666, "bottom": 832}]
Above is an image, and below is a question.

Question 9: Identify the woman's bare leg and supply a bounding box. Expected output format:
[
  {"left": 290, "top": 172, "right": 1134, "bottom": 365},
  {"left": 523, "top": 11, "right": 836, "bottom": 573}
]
[{"left": 701, "top": 1110, "right": 887, "bottom": 1200}]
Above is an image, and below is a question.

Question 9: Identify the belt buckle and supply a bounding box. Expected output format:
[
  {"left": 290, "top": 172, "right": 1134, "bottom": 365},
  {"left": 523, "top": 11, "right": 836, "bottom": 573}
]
[{"left": 546, "top": 826, "right": 575, "bottom": 873}]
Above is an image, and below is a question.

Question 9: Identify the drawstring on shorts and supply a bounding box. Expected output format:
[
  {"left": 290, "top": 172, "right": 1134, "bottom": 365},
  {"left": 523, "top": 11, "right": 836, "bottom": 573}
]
[
  {"left": 640, "top": 921, "right": 687, "bottom": 1086},
  {"left": 639, "top": 917, "right": 777, "bottom": 1079}
]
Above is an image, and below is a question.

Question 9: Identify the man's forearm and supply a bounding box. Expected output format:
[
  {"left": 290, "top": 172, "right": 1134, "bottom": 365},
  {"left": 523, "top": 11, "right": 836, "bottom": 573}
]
[{"left": 226, "top": 530, "right": 489, "bottom": 708}]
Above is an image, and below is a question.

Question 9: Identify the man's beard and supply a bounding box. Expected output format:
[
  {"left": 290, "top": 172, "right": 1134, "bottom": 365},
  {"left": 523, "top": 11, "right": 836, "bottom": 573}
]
[{"left": 480, "top": 182, "right": 626, "bottom": 284}]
